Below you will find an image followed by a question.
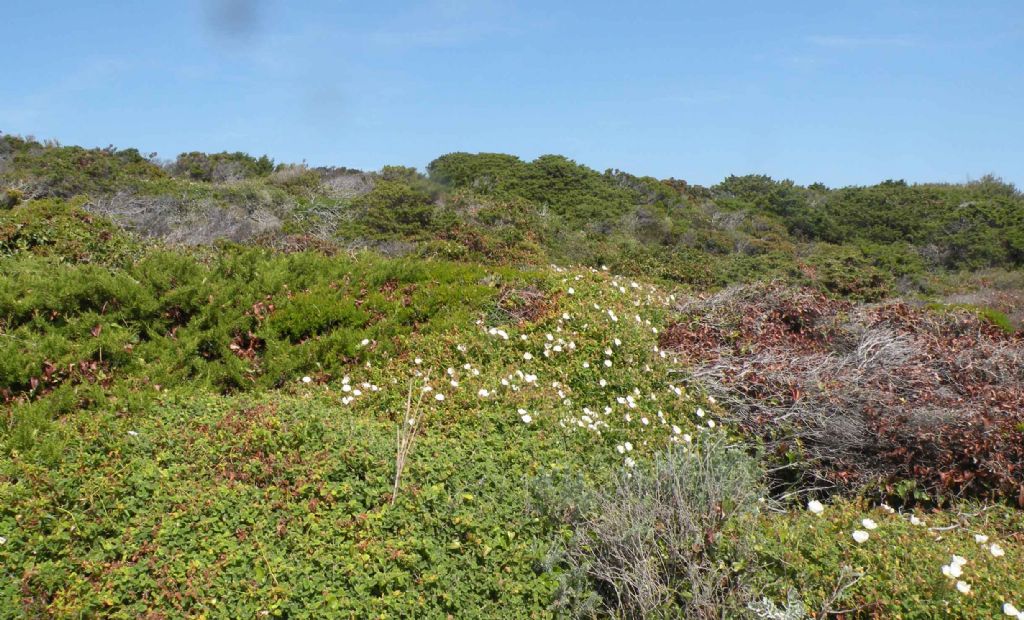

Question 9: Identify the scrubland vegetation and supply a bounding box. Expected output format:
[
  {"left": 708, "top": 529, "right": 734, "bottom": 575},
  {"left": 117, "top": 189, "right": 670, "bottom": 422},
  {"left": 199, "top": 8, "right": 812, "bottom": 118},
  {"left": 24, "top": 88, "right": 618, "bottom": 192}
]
[{"left": 1, "top": 133, "right": 1023, "bottom": 617}]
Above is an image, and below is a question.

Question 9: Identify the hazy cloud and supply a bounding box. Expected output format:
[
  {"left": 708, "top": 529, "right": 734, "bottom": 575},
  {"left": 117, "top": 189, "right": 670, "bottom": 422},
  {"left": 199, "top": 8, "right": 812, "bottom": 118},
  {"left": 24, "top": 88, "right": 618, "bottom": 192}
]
[
  {"left": 365, "top": 0, "right": 516, "bottom": 50},
  {"left": 807, "top": 34, "right": 919, "bottom": 49},
  {"left": 0, "top": 58, "right": 130, "bottom": 126}
]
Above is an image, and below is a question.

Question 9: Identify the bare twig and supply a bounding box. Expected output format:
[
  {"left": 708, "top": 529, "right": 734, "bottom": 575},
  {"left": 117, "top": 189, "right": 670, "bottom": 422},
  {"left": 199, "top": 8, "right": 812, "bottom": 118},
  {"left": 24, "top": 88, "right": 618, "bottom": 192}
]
[{"left": 392, "top": 371, "right": 431, "bottom": 505}]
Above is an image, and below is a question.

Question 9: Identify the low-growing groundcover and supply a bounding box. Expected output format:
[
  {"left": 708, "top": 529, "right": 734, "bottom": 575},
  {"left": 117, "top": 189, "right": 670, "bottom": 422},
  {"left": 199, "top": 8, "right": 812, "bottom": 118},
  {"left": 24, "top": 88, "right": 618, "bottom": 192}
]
[
  {"left": 1, "top": 188, "right": 1024, "bottom": 617},
  {"left": 0, "top": 245, "right": 722, "bottom": 616}
]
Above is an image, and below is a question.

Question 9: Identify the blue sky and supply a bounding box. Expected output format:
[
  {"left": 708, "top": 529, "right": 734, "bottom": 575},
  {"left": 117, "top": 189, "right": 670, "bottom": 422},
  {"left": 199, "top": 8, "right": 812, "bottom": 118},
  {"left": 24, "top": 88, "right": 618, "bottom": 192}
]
[{"left": 2, "top": 0, "right": 1022, "bottom": 187}]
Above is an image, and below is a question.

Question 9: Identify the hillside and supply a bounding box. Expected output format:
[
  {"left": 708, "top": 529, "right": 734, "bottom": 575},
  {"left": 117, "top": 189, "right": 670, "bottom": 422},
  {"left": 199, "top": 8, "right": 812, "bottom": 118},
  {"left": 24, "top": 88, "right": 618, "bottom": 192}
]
[
  {"left": 4, "top": 134, "right": 1024, "bottom": 303},
  {"left": 1, "top": 135, "right": 1024, "bottom": 618}
]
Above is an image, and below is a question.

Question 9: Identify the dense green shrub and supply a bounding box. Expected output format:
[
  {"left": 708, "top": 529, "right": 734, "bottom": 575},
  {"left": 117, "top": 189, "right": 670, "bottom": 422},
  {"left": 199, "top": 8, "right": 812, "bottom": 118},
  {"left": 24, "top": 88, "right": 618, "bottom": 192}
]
[
  {"left": 1, "top": 189, "right": 21, "bottom": 209},
  {"left": 170, "top": 150, "right": 274, "bottom": 182},
  {"left": 0, "top": 135, "right": 164, "bottom": 197},
  {"left": 0, "top": 198, "right": 139, "bottom": 264},
  {"left": 352, "top": 180, "right": 440, "bottom": 238},
  {"left": 428, "top": 152, "right": 640, "bottom": 226}
]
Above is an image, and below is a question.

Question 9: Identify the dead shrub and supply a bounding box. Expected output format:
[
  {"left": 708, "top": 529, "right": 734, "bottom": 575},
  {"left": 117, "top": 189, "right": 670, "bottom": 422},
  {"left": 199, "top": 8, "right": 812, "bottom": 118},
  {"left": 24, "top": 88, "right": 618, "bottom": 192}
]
[
  {"left": 495, "top": 286, "right": 552, "bottom": 324},
  {"left": 662, "top": 283, "right": 1024, "bottom": 504}
]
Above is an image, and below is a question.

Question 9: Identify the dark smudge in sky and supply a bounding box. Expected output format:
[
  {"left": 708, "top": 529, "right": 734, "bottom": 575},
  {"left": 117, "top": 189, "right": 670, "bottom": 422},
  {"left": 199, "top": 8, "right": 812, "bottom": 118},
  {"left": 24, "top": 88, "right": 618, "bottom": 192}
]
[{"left": 205, "top": 0, "right": 262, "bottom": 39}]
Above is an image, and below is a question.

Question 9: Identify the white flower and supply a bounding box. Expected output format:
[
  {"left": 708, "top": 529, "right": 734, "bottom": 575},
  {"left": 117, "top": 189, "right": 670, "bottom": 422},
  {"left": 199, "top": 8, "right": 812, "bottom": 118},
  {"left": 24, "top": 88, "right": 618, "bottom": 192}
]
[
  {"left": 523, "top": 352, "right": 533, "bottom": 360},
  {"left": 682, "top": 434, "right": 692, "bottom": 443},
  {"left": 478, "top": 388, "right": 490, "bottom": 398},
  {"left": 991, "top": 543, "right": 1006, "bottom": 557},
  {"left": 975, "top": 534, "right": 989, "bottom": 544},
  {"left": 695, "top": 407, "right": 705, "bottom": 418},
  {"left": 583, "top": 361, "right": 590, "bottom": 368},
  {"left": 1004, "top": 602, "right": 1019, "bottom": 616},
  {"left": 127, "top": 430, "right": 139, "bottom": 437},
  {"left": 942, "top": 562, "right": 963, "bottom": 579},
  {"left": 671, "top": 425, "right": 681, "bottom": 435},
  {"left": 360, "top": 338, "right": 370, "bottom": 346},
  {"left": 624, "top": 442, "right": 633, "bottom": 452},
  {"left": 434, "top": 393, "right": 445, "bottom": 401},
  {"left": 861, "top": 518, "right": 878, "bottom": 530},
  {"left": 520, "top": 413, "right": 532, "bottom": 424},
  {"left": 955, "top": 580, "right": 970, "bottom": 594},
  {"left": 624, "top": 457, "right": 636, "bottom": 468},
  {"left": 852, "top": 530, "right": 869, "bottom": 544},
  {"left": 707, "top": 420, "right": 716, "bottom": 429},
  {"left": 807, "top": 500, "right": 825, "bottom": 515},
  {"left": 616, "top": 444, "right": 626, "bottom": 454},
  {"left": 414, "top": 357, "right": 423, "bottom": 365},
  {"left": 567, "top": 287, "right": 575, "bottom": 295},
  {"left": 951, "top": 554, "right": 967, "bottom": 567},
  {"left": 301, "top": 376, "right": 312, "bottom": 384},
  {"left": 599, "top": 379, "right": 608, "bottom": 387},
  {"left": 708, "top": 395, "right": 716, "bottom": 404},
  {"left": 0, "top": 536, "right": 7, "bottom": 545}
]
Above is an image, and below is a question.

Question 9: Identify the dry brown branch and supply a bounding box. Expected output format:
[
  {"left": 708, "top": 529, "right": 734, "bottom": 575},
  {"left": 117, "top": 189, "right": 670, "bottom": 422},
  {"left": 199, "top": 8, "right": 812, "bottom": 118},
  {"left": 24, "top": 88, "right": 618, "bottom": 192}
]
[
  {"left": 392, "top": 371, "right": 431, "bottom": 505},
  {"left": 661, "top": 283, "right": 1024, "bottom": 502}
]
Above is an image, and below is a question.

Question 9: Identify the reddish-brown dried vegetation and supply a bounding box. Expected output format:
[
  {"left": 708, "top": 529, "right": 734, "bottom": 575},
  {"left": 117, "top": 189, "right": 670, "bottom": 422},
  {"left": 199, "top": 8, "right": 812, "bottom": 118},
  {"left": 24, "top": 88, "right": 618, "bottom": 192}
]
[{"left": 661, "top": 284, "right": 1024, "bottom": 504}]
